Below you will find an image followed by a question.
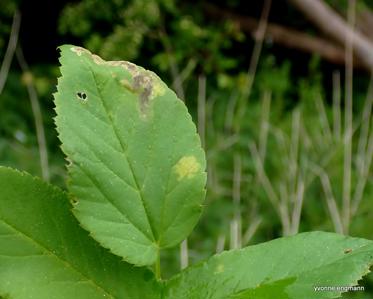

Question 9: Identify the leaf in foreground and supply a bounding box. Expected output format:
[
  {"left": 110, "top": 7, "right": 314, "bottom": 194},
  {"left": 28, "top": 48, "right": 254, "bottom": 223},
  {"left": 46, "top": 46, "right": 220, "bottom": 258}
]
[
  {"left": 0, "top": 167, "right": 160, "bottom": 299},
  {"left": 54, "top": 45, "right": 206, "bottom": 266},
  {"left": 165, "top": 232, "right": 373, "bottom": 299}
]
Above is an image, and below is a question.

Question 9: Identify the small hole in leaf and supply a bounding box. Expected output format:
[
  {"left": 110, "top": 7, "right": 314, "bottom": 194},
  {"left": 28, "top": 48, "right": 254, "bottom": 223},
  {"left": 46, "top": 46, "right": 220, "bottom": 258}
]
[{"left": 76, "top": 92, "right": 88, "bottom": 102}]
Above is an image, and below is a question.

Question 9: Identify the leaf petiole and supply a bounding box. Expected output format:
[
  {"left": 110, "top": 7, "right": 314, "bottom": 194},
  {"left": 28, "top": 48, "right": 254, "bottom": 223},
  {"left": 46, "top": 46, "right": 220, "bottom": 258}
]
[{"left": 155, "top": 249, "right": 161, "bottom": 280}]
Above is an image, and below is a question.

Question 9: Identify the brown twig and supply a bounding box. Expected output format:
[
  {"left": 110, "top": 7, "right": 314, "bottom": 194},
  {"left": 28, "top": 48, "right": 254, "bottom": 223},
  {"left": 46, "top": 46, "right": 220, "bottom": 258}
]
[
  {"left": 203, "top": 3, "right": 363, "bottom": 68},
  {"left": 288, "top": 0, "right": 373, "bottom": 71},
  {"left": 356, "top": 10, "right": 373, "bottom": 43}
]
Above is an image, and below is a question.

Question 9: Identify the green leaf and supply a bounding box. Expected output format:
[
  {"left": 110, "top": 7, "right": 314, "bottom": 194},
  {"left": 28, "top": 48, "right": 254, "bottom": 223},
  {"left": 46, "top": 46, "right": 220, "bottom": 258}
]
[
  {"left": 54, "top": 45, "right": 206, "bottom": 266},
  {"left": 165, "top": 232, "right": 373, "bottom": 299},
  {"left": 227, "top": 278, "right": 296, "bottom": 299},
  {"left": 0, "top": 167, "right": 161, "bottom": 299}
]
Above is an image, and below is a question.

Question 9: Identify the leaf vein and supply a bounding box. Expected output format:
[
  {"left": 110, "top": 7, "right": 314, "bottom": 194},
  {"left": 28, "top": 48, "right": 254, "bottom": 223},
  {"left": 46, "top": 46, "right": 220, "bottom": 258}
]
[
  {"left": 0, "top": 219, "right": 115, "bottom": 299},
  {"left": 74, "top": 163, "right": 152, "bottom": 242},
  {"left": 86, "top": 64, "right": 156, "bottom": 243}
]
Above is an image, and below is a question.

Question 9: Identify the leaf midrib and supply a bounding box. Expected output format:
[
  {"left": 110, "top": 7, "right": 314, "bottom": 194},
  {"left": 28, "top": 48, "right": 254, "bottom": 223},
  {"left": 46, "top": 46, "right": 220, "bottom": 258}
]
[
  {"left": 85, "top": 63, "right": 157, "bottom": 244},
  {"left": 73, "top": 162, "right": 155, "bottom": 246}
]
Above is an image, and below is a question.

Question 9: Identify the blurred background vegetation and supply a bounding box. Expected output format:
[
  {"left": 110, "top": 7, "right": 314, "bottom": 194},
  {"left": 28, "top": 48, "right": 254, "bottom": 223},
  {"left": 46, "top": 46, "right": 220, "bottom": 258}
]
[{"left": 1, "top": 0, "right": 373, "bottom": 297}]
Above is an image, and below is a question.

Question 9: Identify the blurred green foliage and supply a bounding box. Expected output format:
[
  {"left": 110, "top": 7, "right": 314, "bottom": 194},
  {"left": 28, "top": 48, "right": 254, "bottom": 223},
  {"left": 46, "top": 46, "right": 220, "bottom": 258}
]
[{"left": 58, "top": 0, "right": 243, "bottom": 80}]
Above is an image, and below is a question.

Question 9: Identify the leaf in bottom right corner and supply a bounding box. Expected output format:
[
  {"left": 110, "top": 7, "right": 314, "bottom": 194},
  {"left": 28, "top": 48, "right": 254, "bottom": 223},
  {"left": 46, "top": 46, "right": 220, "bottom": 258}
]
[{"left": 164, "top": 231, "right": 373, "bottom": 299}]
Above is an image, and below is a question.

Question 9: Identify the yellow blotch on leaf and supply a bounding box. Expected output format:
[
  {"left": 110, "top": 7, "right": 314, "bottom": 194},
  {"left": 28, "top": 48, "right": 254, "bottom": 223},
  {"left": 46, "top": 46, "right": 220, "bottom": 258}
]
[
  {"left": 149, "top": 73, "right": 166, "bottom": 99},
  {"left": 214, "top": 264, "right": 224, "bottom": 274},
  {"left": 174, "top": 156, "right": 200, "bottom": 180}
]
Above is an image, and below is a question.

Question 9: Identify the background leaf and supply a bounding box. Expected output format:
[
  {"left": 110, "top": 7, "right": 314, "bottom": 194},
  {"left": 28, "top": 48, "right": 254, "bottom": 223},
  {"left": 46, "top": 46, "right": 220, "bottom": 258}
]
[
  {"left": 54, "top": 45, "right": 206, "bottom": 266},
  {"left": 164, "top": 232, "right": 373, "bottom": 299},
  {"left": 0, "top": 167, "right": 161, "bottom": 299}
]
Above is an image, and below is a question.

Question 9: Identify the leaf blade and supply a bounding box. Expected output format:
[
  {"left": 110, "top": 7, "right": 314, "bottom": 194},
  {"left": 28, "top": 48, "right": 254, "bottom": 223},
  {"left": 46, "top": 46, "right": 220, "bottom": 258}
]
[
  {"left": 54, "top": 45, "right": 206, "bottom": 266},
  {"left": 0, "top": 167, "right": 160, "bottom": 299},
  {"left": 164, "top": 232, "right": 373, "bottom": 299}
]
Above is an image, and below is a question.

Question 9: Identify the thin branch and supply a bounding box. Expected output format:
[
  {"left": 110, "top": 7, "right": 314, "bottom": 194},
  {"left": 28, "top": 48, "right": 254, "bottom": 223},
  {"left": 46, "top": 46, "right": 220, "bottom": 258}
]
[
  {"left": 207, "top": 135, "right": 239, "bottom": 159},
  {"left": 356, "top": 10, "right": 373, "bottom": 43},
  {"left": 16, "top": 46, "right": 50, "bottom": 182},
  {"left": 289, "top": 109, "right": 301, "bottom": 205},
  {"left": 179, "top": 59, "right": 197, "bottom": 86},
  {"left": 216, "top": 234, "right": 226, "bottom": 253},
  {"left": 342, "top": 0, "right": 355, "bottom": 234},
  {"left": 230, "top": 154, "right": 242, "bottom": 249},
  {"left": 279, "top": 183, "right": 291, "bottom": 236},
  {"left": 222, "top": 0, "right": 272, "bottom": 132},
  {"left": 224, "top": 92, "right": 239, "bottom": 131},
  {"left": 180, "top": 239, "right": 188, "bottom": 270},
  {"left": 351, "top": 76, "right": 373, "bottom": 215},
  {"left": 0, "top": 10, "right": 21, "bottom": 95},
  {"left": 258, "top": 91, "right": 271, "bottom": 161},
  {"left": 236, "top": 0, "right": 272, "bottom": 125},
  {"left": 198, "top": 75, "right": 206, "bottom": 148},
  {"left": 159, "top": 31, "right": 185, "bottom": 101},
  {"left": 332, "top": 71, "right": 342, "bottom": 140},
  {"left": 205, "top": 94, "right": 216, "bottom": 139},
  {"left": 311, "top": 164, "right": 344, "bottom": 234},
  {"left": 204, "top": 3, "right": 362, "bottom": 68},
  {"left": 233, "top": 154, "right": 242, "bottom": 207},
  {"left": 352, "top": 123, "right": 373, "bottom": 215},
  {"left": 289, "top": 110, "right": 304, "bottom": 235},
  {"left": 249, "top": 142, "right": 279, "bottom": 208},
  {"left": 290, "top": 174, "right": 305, "bottom": 235},
  {"left": 242, "top": 216, "right": 262, "bottom": 246},
  {"left": 244, "top": 0, "right": 271, "bottom": 98},
  {"left": 315, "top": 96, "right": 332, "bottom": 142},
  {"left": 230, "top": 219, "right": 240, "bottom": 249},
  {"left": 288, "top": 0, "right": 373, "bottom": 71},
  {"left": 355, "top": 77, "right": 373, "bottom": 177},
  {"left": 249, "top": 141, "right": 290, "bottom": 231}
]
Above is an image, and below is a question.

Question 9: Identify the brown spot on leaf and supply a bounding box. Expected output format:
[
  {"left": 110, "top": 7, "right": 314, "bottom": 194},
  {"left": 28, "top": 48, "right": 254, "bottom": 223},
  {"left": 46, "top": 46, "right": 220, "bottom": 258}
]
[
  {"left": 88, "top": 51, "right": 166, "bottom": 116},
  {"left": 70, "top": 46, "right": 90, "bottom": 56},
  {"left": 133, "top": 74, "right": 153, "bottom": 114},
  {"left": 92, "top": 54, "right": 105, "bottom": 65}
]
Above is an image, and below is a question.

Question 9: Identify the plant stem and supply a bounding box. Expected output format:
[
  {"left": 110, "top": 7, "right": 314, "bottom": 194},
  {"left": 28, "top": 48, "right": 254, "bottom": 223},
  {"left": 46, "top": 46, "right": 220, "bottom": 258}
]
[
  {"left": 235, "top": 0, "right": 271, "bottom": 129},
  {"left": 332, "top": 71, "right": 341, "bottom": 140},
  {"left": 16, "top": 47, "right": 50, "bottom": 182},
  {"left": 0, "top": 10, "right": 21, "bottom": 95},
  {"left": 180, "top": 239, "right": 189, "bottom": 270},
  {"left": 342, "top": 0, "right": 355, "bottom": 234},
  {"left": 159, "top": 30, "right": 185, "bottom": 101},
  {"left": 155, "top": 250, "right": 161, "bottom": 280}
]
